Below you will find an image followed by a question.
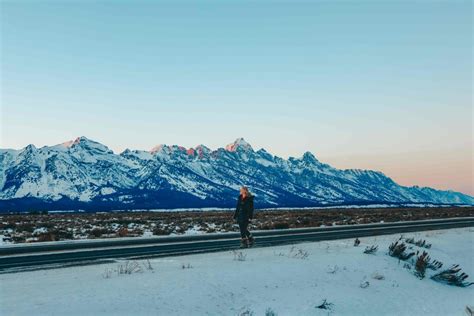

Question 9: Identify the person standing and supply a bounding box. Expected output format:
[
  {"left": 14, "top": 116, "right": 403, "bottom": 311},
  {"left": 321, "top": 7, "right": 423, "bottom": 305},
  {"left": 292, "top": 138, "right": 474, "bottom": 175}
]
[{"left": 233, "top": 186, "right": 255, "bottom": 248}]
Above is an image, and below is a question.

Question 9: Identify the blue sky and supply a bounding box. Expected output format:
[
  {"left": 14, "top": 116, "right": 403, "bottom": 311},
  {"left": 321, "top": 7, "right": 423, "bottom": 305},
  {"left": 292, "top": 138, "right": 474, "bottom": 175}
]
[{"left": 1, "top": 0, "right": 472, "bottom": 195}]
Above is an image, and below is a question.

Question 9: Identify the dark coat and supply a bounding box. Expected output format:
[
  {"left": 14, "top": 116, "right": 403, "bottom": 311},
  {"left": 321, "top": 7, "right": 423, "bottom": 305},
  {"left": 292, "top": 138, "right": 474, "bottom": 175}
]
[{"left": 233, "top": 195, "right": 254, "bottom": 222}]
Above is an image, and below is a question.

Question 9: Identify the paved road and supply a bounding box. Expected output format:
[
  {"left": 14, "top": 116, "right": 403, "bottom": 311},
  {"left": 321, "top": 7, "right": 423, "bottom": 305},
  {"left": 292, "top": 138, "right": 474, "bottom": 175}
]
[{"left": 1, "top": 217, "right": 472, "bottom": 272}]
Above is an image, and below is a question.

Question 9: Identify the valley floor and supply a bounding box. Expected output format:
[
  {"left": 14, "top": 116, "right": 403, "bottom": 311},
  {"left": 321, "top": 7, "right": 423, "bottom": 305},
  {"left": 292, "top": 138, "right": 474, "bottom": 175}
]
[
  {"left": 0, "top": 228, "right": 473, "bottom": 316},
  {"left": 1, "top": 206, "right": 473, "bottom": 244}
]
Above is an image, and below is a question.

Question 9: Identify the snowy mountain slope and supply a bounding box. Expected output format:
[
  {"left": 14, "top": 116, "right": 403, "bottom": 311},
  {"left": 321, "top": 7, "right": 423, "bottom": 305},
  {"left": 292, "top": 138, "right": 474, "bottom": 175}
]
[{"left": 0, "top": 136, "right": 472, "bottom": 211}]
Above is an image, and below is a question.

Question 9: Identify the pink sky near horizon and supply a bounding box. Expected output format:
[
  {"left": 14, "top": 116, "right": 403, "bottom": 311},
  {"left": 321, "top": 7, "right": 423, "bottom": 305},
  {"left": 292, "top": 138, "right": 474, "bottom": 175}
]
[{"left": 321, "top": 148, "right": 473, "bottom": 197}]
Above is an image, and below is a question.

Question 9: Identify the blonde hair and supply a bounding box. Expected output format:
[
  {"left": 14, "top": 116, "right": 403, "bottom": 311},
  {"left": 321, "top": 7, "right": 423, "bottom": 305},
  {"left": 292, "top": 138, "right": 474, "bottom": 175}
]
[{"left": 241, "top": 186, "right": 252, "bottom": 197}]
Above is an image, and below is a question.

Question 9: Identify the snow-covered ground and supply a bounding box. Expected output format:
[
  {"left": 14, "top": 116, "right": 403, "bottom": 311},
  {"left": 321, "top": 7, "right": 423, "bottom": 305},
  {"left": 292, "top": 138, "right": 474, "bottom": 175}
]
[{"left": 1, "top": 228, "right": 473, "bottom": 316}]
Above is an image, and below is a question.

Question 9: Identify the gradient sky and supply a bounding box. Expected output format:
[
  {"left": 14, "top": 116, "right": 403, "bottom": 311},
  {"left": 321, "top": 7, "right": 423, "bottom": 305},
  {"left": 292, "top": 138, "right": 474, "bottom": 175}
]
[{"left": 1, "top": 0, "right": 472, "bottom": 195}]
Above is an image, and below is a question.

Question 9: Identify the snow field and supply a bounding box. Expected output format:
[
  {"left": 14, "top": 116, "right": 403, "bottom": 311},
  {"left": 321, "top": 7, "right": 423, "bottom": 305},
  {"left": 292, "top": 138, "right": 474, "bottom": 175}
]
[{"left": 0, "top": 228, "right": 472, "bottom": 315}]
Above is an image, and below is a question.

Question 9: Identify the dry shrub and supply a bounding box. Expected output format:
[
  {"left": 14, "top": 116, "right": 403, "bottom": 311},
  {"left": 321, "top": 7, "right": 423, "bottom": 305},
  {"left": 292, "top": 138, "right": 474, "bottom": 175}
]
[
  {"left": 363, "top": 245, "right": 378, "bottom": 254},
  {"left": 117, "top": 261, "right": 142, "bottom": 275},
  {"left": 430, "top": 264, "right": 473, "bottom": 287},
  {"left": 388, "top": 241, "right": 415, "bottom": 261},
  {"left": 414, "top": 251, "right": 430, "bottom": 279},
  {"left": 316, "top": 299, "right": 334, "bottom": 310}
]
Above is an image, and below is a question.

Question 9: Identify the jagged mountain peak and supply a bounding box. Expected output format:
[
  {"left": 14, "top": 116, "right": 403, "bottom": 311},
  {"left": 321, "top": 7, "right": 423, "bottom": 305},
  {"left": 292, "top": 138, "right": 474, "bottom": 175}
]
[
  {"left": 191, "top": 144, "right": 212, "bottom": 158},
  {"left": 59, "top": 136, "right": 113, "bottom": 154},
  {"left": 150, "top": 144, "right": 190, "bottom": 156},
  {"left": 151, "top": 139, "right": 255, "bottom": 156},
  {"left": 195, "top": 144, "right": 211, "bottom": 152},
  {"left": 225, "top": 137, "right": 253, "bottom": 152},
  {"left": 18, "top": 144, "right": 38, "bottom": 160},
  {"left": 61, "top": 140, "right": 74, "bottom": 148},
  {"left": 61, "top": 136, "right": 90, "bottom": 147},
  {"left": 23, "top": 144, "right": 37, "bottom": 151},
  {"left": 150, "top": 144, "right": 167, "bottom": 154},
  {"left": 256, "top": 148, "right": 273, "bottom": 158},
  {"left": 301, "top": 151, "right": 319, "bottom": 163},
  {"left": 1, "top": 137, "right": 472, "bottom": 211}
]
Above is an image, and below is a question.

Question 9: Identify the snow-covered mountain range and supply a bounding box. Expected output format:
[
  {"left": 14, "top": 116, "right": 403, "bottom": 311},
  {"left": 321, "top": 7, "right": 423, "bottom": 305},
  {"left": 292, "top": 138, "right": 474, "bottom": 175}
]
[{"left": 0, "top": 137, "right": 472, "bottom": 211}]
